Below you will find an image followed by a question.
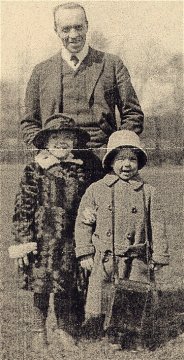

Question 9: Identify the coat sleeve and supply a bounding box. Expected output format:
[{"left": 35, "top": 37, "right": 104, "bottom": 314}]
[
  {"left": 21, "top": 65, "right": 42, "bottom": 145},
  {"left": 115, "top": 58, "right": 144, "bottom": 135},
  {"left": 149, "top": 187, "right": 169, "bottom": 265},
  {"left": 75, "top": 184, "right": 97, "bottom": 258},
  {"left": 12, "top": 163, "right": 39, "bottom": 244}
]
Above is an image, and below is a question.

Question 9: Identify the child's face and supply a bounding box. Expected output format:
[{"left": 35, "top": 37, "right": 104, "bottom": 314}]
[
  {"left": 111, "top": 148, "right": 138, "bottom": 180},
  {"left": 46, "top": 132, "right": 76, "bottom": 159}
]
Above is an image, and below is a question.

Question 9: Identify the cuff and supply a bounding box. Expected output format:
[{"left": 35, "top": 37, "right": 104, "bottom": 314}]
[
  {"left": 75, "top": 245, "right": 95, "bottom": 258},
  {"left": 152, "top": 254, "right": 170, "bottom": 265}
]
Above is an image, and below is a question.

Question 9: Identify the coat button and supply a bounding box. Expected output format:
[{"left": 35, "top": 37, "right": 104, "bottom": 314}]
[
  {"left": 132, "top": 207, "right": 137, "bottom": 213},
  {"left": 106, "top": 230, "right": 112, "bottom": 237},
  {"left": 127, "top": 233, "right": 133, "bottom": 240},
  {"left": 108, "top": 205, "right": 112, "bottom": 211}
]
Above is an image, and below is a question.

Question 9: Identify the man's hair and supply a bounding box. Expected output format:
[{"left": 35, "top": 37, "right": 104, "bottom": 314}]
[{"left": 53, "top": 2, "right": 88, "bottom": 31}]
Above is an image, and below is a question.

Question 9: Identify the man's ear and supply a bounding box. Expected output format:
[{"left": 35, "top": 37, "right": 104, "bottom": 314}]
[{"left": 54, "top": 19, "right": 59, "bottom": 34}]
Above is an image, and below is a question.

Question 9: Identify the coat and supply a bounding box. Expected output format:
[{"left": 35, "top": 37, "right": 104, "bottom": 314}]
[
  {"left": 75, "top": 174, "right": 169, "bottom": 318},
  {"left": 21, "top": 47, "right": 144, "bottom": 148},
  {"left": 12, "top": 158, "right": 88, "bottom": 295}
]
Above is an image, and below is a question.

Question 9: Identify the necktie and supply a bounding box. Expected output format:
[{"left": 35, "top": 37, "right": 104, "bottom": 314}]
[{"left": 70, "top": 55, "right": 79, "bottom": 66}]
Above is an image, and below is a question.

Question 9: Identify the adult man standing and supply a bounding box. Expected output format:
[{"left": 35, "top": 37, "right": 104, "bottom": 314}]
[{"left": 21, "top": 2, "right": 144, "bottom": 158}]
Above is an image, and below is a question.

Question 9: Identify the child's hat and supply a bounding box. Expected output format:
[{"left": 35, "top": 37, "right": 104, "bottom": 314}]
[
  {"left": 102, "top": 130, "right": 147, "bottom": 170},
  {"left": 32, "top": 113, "right": 90, "bottom": 149}
]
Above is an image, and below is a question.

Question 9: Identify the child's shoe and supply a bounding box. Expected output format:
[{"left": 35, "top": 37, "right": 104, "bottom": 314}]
[
  {"left": 53, "top": 328, "right": 78, "bottom": 352},
  {"left": 103, "top": 331, "right": 123, "bottom": 356},
  {"left": 129, "top": 333, "right": 145, "bottom": 352}
]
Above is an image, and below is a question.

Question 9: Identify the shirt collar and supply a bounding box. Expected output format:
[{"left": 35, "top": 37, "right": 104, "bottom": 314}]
[
  {"left": 103, "top": 173, "right": 144, "bottom": 190},
  {"left": 61, "top": 42, "right": 89, "bottom": 68}
]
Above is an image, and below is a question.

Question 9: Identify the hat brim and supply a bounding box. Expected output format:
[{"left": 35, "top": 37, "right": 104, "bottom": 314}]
[
  {"left": 33, "top": 128, "right": 90, "bottom": 149},
  {"left": 102, "top": 145, "right": 147, "bottom": 171}
]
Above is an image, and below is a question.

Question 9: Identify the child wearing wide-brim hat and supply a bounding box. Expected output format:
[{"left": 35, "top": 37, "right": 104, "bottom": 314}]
[
  {"left": 9, "top": 114, "right": 92, "bottom": 357},
  {"left": 75, "top": 130, "right": 169, "bottom": 350},
  {"left": 32, "top": 113, "right": 90, "bottom": 149},
  {"left": 102, "top": 129, "right": 147, "bottom": 171}
]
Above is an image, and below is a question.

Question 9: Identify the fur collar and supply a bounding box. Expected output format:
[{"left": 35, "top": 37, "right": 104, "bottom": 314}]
[{"left": 35, "top": 150, "right": 83, "bottom": 170}]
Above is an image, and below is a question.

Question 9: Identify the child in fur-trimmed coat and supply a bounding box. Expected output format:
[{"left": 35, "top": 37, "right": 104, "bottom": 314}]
[{"left": 9, "top": 114, "right": 101, "bottom": 357}]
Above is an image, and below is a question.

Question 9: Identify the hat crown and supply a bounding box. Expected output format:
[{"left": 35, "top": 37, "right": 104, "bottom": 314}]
[
  {"left": 102, "top": 130, "right": 147, "bottom": 170},
  {"left": 32, "top": 113, "right": 90, "bottom": 149},
  {"left": 107, "top": 130, "right": 144, "bottom": 151},
  {"left": 44, "top": 114, "right": 76, "bottom": 131}
]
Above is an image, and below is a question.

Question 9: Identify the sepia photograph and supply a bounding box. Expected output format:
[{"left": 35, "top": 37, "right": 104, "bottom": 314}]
[{"left": 1, "top": 1, "right": 183, "bottom": 359}]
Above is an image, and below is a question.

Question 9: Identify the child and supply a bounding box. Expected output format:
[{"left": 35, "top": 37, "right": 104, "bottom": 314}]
[
  {"left": 9, "top": 114, "right": 92, "bottom": 356},
  {"left": 75, "top": 130, "right": 169, "bottom": 350}
]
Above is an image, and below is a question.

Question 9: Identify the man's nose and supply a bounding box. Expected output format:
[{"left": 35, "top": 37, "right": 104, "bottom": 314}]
[{"left": 69, "top": 28, "right": 79, "bottom": 38}]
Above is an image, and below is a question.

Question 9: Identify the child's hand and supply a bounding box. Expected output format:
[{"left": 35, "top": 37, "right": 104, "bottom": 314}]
[
  {"left": 82, "top": 207, "right": 96, "bottom": 225},
  {"left": 17, "top": 255, "right": 29, "bottom": 268},
  {"left": 150, "top": 260, "right": 165, "bottom": 271},
  {"left": 80, "top": 255, "right": 94, "bottom": 271},
  {"left": 8, "top": 242, "right": 37, "bottom": 259}
]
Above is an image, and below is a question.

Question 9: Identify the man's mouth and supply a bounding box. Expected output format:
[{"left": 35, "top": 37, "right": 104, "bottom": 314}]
[{"left": 69, "top": 39, "right": 82, "bottom": 44}]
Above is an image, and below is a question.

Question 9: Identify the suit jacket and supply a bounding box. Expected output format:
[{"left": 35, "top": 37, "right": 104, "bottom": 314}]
[{"left": 21, "top": 47, "right": 144, "bottom": 147}]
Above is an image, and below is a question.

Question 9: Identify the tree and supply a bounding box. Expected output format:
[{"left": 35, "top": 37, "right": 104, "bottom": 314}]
[{"left": 90, "top": 30, "right": 109, "bottom": 51}]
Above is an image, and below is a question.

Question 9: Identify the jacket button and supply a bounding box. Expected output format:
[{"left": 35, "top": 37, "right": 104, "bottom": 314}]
[
  {"left": 127, "top": 233, "right": 133, "bottom": 240},
  {"left": 132, "top": 207, "right": 137, "bottom": 213},
  {"left": 108, "top": 205, "right": 112, "bottom": 211},
  {"left": 106, "top": 230, "right": 112, "bottom": 237}
]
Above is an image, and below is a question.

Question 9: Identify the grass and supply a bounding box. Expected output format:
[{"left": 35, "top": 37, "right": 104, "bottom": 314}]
[{"left": 1, "top": 164, "right": 184, "bottom": 359}]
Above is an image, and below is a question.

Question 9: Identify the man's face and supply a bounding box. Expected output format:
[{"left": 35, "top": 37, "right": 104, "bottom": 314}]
[
  {"left": 47, "top": 132, "right": 76, "bottom": 160},
  {"left": 111, "top": 148, "right": 139, "bottom": 180},
  {"left": 55, "top": 8, "right": 88, "bottom": 53}
]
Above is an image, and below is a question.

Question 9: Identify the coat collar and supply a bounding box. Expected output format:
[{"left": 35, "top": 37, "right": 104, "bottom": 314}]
[
  {"left": 35, "top": 150, "right": 83, "bottom": 170},
  {"left": 103, "top": 173, "right": 144, "bottom": 190},
  {"left": 35, "top": 150, "right": 60, "bottom": 169}
]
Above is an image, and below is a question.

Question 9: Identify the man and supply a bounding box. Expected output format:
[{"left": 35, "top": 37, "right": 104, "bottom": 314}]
[{"left": 21, "top": 2, "right": 144, "bottom": 157}]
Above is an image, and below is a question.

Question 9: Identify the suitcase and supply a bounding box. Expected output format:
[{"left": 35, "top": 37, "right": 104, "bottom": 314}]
[{"left": 103, "top": 186, "right": 159, "bottom": 349}]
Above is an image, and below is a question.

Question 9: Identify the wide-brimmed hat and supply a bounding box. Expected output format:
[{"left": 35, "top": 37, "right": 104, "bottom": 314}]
[
  {"left": 102, "top": 130, "right": 147, "bottom": 170},
  {"left": 32, "top": 113, "right": 90, "bottom": 149}
]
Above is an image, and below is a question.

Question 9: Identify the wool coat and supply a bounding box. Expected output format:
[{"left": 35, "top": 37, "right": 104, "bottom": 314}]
[
  {"left": 21, "top": 47, "right": 144, "bottom": 148},
  {"left": 12, "top": 156, "right": 91, "bottom": 296},
  {"left": 75, "top": 174, "right": 169, "bottom": 318}
]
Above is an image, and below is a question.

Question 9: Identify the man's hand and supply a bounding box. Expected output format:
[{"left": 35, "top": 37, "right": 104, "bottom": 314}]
[{"left": 80, "top": 255, "right": 94, "bottom": 271}]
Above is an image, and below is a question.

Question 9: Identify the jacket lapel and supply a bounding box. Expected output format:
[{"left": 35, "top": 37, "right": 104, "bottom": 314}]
[
  {"left": 52, "top": 52, "right": 63, "bottom": 113},
  {"left": 83, "top": 47, "right": 105, "bottom": 104},
  {"left": 41, "top": 52, "right": 63, "bottom": 114}
]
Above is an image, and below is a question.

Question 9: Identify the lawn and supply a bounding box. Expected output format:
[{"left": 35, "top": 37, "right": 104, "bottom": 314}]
[{"left": 1, "top": 164, "right": 183, "bottom": 360}]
